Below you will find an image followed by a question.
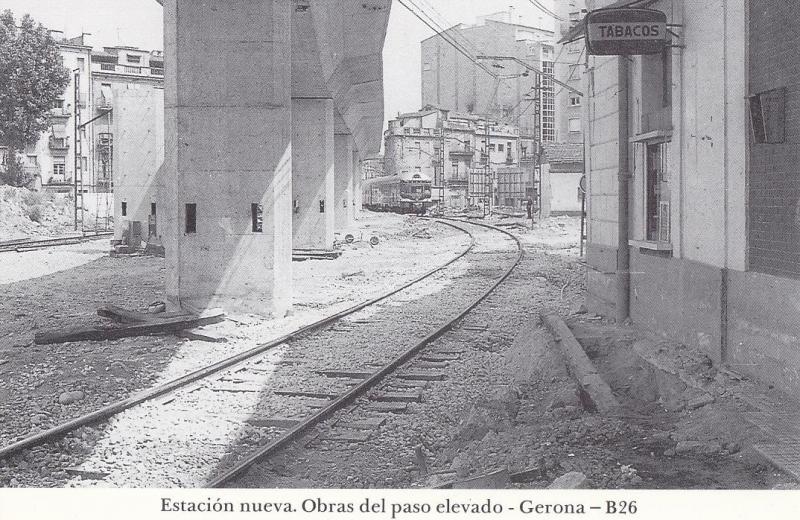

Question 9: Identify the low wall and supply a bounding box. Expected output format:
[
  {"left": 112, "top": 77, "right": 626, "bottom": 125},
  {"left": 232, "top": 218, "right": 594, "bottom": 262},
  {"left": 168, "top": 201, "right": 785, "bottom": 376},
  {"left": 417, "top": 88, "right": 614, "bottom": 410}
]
[
  {"left": 629, "top": 249, "right": 724, "bottom": 364},
  {"left": 728, "top": 270, "right": 800, "bottom": 394}
]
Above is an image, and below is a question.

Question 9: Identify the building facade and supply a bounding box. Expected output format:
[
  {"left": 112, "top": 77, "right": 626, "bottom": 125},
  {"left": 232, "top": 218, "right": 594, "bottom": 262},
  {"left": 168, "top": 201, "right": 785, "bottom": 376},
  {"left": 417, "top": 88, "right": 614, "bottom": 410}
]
[
  {"left": 383, "top": 107, "right": 528, "bottom": 211},
  {"left": 540, "top": 142, "right": 584, "bottom": 216},
  {"left": 583, "top": 0, "right": 800, "bottom": 394},
  {"left": 420, "top": 14, "right": 555, "bottom": 141},
  {"left": 554, "top": 0, "right": 587, "bottom": 144},
  {"left": 23, "top": 33, "right": 163, "bottom": 200}
]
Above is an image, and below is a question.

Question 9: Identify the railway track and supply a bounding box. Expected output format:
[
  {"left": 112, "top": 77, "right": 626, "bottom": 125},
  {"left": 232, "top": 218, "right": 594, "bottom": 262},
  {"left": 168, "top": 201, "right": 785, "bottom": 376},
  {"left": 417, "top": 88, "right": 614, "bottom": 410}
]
[
  {"left": 0, "top": 219, "right": 521, "bottom": 487},
  {"left": 0, "top": 232, "right": 113, "bottom": 253}
]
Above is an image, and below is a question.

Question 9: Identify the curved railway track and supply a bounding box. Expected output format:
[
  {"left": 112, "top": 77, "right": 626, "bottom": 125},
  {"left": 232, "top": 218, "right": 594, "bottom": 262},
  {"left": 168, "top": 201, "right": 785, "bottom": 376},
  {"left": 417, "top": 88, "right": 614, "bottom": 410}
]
[{"left": 0, "top": 219, "right": 522, "bottom": 487}]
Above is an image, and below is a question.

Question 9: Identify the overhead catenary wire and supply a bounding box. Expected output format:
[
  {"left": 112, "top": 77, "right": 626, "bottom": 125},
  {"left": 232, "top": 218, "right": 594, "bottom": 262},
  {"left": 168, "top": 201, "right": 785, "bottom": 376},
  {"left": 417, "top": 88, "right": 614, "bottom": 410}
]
[
  {"left": 396, "top": 0, "right": 498, "bottom": 78},
  {"left": 527, "top": 0, "right": 568, "bottom": 22},
  {"left": 405, "top": 0, "right": 498, "bottom": 78},
  {"left": 413, "top": 0, "right": 489, "bottom": 59}
]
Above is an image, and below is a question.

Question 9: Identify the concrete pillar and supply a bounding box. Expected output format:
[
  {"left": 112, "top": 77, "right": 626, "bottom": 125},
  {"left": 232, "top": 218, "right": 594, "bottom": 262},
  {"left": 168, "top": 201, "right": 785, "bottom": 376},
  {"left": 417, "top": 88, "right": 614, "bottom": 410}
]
[
  {"left": 352, "top": 149, "right": 363, "bottom": 219},
  {"left": 292, "top": 98, "right": 335, "bottom": 250},
  {"left": 162, "top": 0, "right": 292, "bottom": 316},
  {"left": 334, "top": 134, "right": 354, "bottom": 230}
]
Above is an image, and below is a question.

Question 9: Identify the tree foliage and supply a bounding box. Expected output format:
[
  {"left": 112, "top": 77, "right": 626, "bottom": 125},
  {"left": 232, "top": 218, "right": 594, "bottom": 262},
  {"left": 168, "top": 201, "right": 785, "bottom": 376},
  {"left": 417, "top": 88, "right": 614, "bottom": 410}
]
[
  {"left": 0, "top": 152, "right": 33, "bottom": 187},
  {"left": 0, "top": 10, "right": 69, "bottom": 186}
]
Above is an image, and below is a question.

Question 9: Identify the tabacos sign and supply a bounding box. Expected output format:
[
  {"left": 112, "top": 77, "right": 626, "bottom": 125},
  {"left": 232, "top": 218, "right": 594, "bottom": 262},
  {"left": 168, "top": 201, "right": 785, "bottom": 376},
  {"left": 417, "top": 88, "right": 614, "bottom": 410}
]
[{"left": 586, "top": 8, "right": 668, "bottom": 55}]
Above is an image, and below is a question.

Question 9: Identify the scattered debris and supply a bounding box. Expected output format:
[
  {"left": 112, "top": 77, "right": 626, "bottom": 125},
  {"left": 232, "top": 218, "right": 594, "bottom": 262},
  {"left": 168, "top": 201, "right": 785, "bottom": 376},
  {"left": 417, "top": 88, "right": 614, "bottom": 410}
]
[
  {"left": 412, "top": 228, "right": 432, "bottom": 239},
  {"left": 451, "top": 468, "right": 510, "bottom": 489},
  {"left": 414, "top": 444, "right": 428, "bottom": 473},
  {"left": 57, "top": 390, "right": 86, "bottom": 405},
  {"left": 147, "top": 301, "right": 167, "bottom": 314},
  {"left": 547, "top": 471, "right": 588, "bottom": 489},
  {"left": 687, "top": 393, "right": 715, "bottom": 410},
  {"left": 509, "top": 466, "right": 545, "bottom": 483},
  {"left": 457, "top": 386, "right": 520, "bottom": 441},
  {"left": 178, "top": 327, "right": 227, "bottom": 343},
  {"left": 64, "top": 467, "right": 109, "bottom": 480},
  {"left": 674, "top": 441, "right": 723, "bottom": 456},
  {"left": 292, "top": 249, "right": 342, "bottom": 261},
  {"left": 340, "top": 270, "right": 365, "bottom": 280}
]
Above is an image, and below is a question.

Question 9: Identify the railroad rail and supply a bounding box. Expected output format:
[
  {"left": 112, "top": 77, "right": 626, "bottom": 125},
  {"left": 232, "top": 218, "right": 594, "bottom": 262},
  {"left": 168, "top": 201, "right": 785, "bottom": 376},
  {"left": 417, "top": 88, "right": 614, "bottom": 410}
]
[
  {"left": 0, "top": 219, "right": 522, "bottom": 487},
  {"left": 0, "top": 232, "right": 113, "bottom": 253},
  {"left": 0, "top": 220, "right": 475, "bottom": 462},
  {"left": 209, "top": 219, "right": 522, "bottom": 488}
]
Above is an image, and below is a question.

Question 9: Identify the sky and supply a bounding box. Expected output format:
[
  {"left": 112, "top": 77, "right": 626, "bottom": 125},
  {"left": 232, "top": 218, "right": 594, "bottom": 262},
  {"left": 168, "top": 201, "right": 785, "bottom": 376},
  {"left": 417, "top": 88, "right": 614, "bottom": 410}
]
[{"left": 1, "top": 0, "right": 556, "bottom": 131}]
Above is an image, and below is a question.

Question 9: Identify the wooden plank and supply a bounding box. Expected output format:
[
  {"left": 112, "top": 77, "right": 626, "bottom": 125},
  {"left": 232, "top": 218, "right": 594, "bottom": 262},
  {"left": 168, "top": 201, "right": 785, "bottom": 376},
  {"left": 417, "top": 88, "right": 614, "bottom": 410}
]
[
  {"left": 97, "top": 305, "right": 190, "bottom": 324},
  {"left": 209, "top": 384, "right": 261, "bottom": 393},
  {"left": 397, "top": 370, "right": 446, "bottom": 381},
  {"left": 386, "top": 379, "right": 428, "bottom": 390},
  {"left": 317, "top": 369, "right": 373, "bottom": 379},
  {"left": 419, "top": 354, "right": 460, "bottom": 362},
  {"left": 274, "top": 390, "right": 338, "bottom": 400},
  {"left": 541, "top": 312, "right": 620, "bottom": 413},
  {"left": 336, "top": 417, "right": 386, "bottom": 430},
  {"left": 323, "top": 430, "right": 371, "bottom": 443},
  {"left": 431, "top": 348, "right": 466, "bottom": 355},
  {"left": 246, "top": 417, "right": 301, "bottom": 429},
  {"left": 414, "top": 361, "right": 448, "bottom": 370},
  {"left": 367, "top": 401, "right": 409, "bottom": 413},
  {"left": 371, "top": 391, "right": 422, "bottom": 403},
  {"left": 35, "top": 309, "right": 225, "bottom": 345}
]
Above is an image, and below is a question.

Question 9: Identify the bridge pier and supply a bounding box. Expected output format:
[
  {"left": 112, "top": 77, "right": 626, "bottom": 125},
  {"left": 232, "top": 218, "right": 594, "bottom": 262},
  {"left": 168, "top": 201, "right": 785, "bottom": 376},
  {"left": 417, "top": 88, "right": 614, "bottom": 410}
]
[
  {"left": 334, "top": 134, "right": 355, "bottom": 231},
  {"left": 292, "top": 98, "right": 335, "bottom": 250},
  {"left": 162, "top": 0, "right": 293, "bottom": 316}
]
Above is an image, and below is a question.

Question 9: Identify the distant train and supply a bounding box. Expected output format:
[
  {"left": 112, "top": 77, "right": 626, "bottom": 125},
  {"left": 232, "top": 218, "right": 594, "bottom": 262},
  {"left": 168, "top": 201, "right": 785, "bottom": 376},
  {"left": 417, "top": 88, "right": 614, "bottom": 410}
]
[{"left": 363, "top": 172, "right": 434, "bottom": 214}]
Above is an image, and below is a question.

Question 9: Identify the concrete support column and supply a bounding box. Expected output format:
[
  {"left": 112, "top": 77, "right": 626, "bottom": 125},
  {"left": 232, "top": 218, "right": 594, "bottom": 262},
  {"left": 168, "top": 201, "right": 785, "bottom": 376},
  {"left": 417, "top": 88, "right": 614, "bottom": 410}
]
[
  {"left": 162, "top": 0, "right": 292, "bottom": 316},
  {"left": 292, "top": 98, "right": 335, "bottom": 250},
  {"left": 334, "top": 134, "right": 354, "bottom": 230},
  {"left": 352, "top": 149, "right": 363, "bottom": 219}
]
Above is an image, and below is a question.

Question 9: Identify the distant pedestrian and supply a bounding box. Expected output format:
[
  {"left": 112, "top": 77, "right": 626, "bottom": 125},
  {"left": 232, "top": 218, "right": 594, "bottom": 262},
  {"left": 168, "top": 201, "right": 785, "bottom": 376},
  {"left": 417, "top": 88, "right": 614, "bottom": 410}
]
[{"left": 526, "top": 198, "right": 533, "bottom": 220}]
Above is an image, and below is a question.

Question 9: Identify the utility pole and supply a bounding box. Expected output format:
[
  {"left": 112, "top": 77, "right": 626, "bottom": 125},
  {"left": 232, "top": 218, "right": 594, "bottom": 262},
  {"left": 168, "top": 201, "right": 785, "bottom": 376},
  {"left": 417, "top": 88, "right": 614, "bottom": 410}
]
[
  {"left": 484, "top": 116, "right": 491, "bottom": 217},
  {"left": 73, "top": 69, "right": 82, "bottom": 232}
]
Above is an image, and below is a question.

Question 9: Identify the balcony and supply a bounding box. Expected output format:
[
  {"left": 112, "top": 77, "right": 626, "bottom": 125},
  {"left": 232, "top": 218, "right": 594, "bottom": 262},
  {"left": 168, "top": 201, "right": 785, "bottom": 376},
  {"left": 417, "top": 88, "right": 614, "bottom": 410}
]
[
  {"left": 449, "top": 148, "right": 473, "bottom": 158},
  {"left": 48, "top": 137, "right": 69, "bottom": 152},
  {"left": 92, "top": 62, "right": 165, "bottom": 79},
  {"left": 96, "top": 97, "right": 113, "bottom": 111},
  {"left": 50, "top": 107, "right": 70, "bottom": 118},
  {"left": 402, "top": 127, "right": 439, "bottom": 136}
]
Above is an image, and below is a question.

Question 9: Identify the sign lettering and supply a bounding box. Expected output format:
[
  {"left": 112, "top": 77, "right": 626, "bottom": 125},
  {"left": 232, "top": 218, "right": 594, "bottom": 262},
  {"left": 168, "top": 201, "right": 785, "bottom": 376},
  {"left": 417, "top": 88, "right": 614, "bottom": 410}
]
[{"left": 586, "top": 8, "right": 668, "bottom": 56}]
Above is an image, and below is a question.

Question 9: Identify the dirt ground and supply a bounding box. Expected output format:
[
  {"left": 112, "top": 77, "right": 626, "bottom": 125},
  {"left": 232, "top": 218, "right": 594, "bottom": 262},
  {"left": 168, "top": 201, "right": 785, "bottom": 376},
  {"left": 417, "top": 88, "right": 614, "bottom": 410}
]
[
  {"left": 399, "top": 216, "right": 797, "bottom": 489},
  {"left": 1, "top": 212, "right": 796, "bottom": 489},
  {"left": 0, "top": 213, "right": 468, "bottom": 477}
]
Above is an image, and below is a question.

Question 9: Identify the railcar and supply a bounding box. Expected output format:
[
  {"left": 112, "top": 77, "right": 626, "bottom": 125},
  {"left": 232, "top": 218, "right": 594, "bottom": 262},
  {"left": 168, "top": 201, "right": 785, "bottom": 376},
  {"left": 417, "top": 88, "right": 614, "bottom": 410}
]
[{"left": 363, "top": 172, "right": 433, "bottom": 214}]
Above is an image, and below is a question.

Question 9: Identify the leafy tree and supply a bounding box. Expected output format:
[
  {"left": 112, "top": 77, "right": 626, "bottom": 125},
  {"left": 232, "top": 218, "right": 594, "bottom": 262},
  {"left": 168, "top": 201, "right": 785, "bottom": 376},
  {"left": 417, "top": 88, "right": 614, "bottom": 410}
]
[{"left": 0, "top": 10, "right": 69, "bottom": 186}]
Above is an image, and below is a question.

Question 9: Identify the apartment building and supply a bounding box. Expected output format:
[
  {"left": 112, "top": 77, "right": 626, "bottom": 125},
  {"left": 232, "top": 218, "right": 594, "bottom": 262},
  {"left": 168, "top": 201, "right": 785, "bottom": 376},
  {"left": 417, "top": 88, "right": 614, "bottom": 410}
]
[
  {"left": 554, "top": 0, "right": 587, "bottom": 144},
  {"left": 383, "top": 107, "right": 527, "bottom": 211},
  {"left": 420, "top": 12, "right": 555, "bottom": 141},
  {"left": 25, "top": 33, "right": 163, "bottom": 196}
]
